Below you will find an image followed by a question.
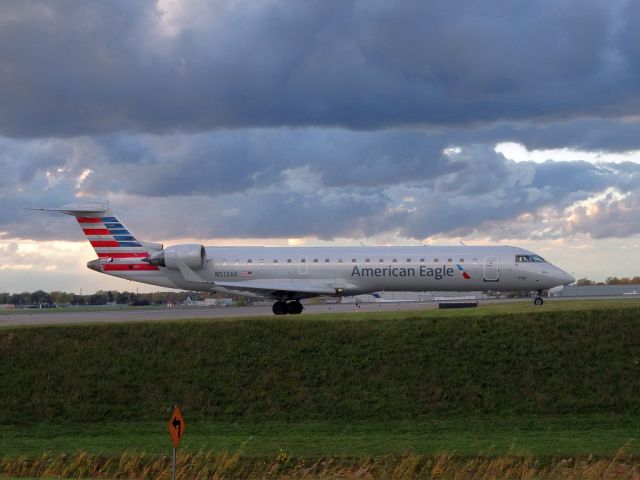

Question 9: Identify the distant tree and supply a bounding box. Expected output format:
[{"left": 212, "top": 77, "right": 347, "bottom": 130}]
[
  {"left": 88, "top": 291, "right": 108, "bottom": 305},
  {"left": 606, "top": 277, "right": 621, "bottom": 285},
  {"left": 11, "top": 292, "right": 32, "bottom": 306},
  {"left": 50, "top": 291, "right": 73, "bottom": 306},
  {"left": 575, "top": 278, "right": 594, "bottom": 286},
  {"left": 31, "top": 290, "right": 51, "bottom": 305},
  {"left": 116, "top": 291, "right": 132, "bottom": 304}
]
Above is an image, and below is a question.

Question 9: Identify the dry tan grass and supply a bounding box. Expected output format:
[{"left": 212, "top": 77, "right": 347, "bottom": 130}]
[{"left": 2, "top": 447, "right": 640, "bottom": 480}]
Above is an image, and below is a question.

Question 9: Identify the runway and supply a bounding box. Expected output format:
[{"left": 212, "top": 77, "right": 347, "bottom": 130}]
[{"left": 0, "top": 301, "right": 444, "bottom": 327}]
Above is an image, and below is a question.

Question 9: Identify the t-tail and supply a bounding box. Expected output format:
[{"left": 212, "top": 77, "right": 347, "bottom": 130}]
[{"left": 30, "top": 202, "right": 164, "bottom": 276}]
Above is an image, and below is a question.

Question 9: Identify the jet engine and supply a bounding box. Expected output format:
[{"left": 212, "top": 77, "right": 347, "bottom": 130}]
[{"left": 145, "top": 244, "right": 206, "bottom": 270}]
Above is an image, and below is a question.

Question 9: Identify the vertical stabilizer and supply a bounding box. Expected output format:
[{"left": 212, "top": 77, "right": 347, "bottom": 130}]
[{"left": 30, "top": 202, "right": 163, "bottom": 273}]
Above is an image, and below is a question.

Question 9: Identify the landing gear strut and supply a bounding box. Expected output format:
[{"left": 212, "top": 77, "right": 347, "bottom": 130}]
[
  {"left": 534, "top": 290, "right": 544, "bottom": 306},
  {"left": 272, "top": 300, "right": 304, "bottom": 315}
]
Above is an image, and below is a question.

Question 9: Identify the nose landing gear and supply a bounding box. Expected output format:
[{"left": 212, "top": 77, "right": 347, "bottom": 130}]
[
  {"left": 272, "top": 300, "right": 304, "bottom": 315},
  {"left": 534, "top": 290, "right": 544, "bottom": 305}
]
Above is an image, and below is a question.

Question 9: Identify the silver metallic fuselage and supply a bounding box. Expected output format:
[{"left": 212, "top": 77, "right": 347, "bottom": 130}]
[{"left": 115, "top": 245, "right": 574, "bottom": 297}]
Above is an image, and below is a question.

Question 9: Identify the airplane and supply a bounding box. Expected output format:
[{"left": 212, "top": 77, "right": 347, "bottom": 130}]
[{"left": 33, "top": 202, "right": 575, "bottom": 314}]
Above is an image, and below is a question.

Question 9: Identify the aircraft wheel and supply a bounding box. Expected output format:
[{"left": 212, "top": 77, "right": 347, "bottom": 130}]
[
  {"left": 287, "top": 300, "right": 304, "bottom": 315},
  {"left": 272, "top": 300, "right": 288, "bottom": 315},
  {"left": 534, "top": 297, "right": 544, "bottom": 306}
]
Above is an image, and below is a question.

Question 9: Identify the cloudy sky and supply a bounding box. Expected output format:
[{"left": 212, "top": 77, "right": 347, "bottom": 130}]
[{"left": 2, "top": 0, "right": 640, "bottom": 293}]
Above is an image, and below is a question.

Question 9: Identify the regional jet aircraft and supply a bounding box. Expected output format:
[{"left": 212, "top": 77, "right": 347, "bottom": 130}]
[{"left": 34, "top": 203, "right": 575, "bottom": 314}]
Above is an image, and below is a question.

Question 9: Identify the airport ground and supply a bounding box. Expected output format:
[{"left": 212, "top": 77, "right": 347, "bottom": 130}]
[
  {"left": 0, "top": 295, "right": 632, "bottom": 328},
  {"left": 2, "top": 299, "right": 640, "bottom": 479}
]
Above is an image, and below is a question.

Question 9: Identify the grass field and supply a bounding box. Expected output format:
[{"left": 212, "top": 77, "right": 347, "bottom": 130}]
[
  {"left": 2, "top": 415, "right": 639, "bottom": 458},
  {"left": 2, "top": 299, "right": 640, "bottom": 478}
]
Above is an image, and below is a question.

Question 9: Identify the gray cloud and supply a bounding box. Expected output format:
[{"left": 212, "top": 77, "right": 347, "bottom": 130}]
[
  {"left": 4, "top": 1, "right": 640, "bottom": 253},
  {"left": 3, "top": 131, "right": 640, "bottom": 244},
  {"left": 1, "top": 1, "right": 640, "bottom": 137}
]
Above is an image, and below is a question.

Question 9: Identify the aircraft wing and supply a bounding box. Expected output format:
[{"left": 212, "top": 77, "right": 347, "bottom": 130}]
[{"left": 211, "top": 279, "right": 356, "bottom": 300}]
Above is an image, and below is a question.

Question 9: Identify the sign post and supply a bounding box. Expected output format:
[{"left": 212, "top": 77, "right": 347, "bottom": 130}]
[{"left": 168, "top": 405, "right": 186, "bottom": 480}]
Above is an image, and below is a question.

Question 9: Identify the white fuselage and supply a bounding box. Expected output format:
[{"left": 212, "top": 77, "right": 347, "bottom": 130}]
[{"left": 110, "top": 245, "right": 574, "bottom": 297}]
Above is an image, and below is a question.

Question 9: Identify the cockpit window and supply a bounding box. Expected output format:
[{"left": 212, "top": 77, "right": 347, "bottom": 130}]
[{"left": 516, "top": 254, "right": 546, "bottom": 263}]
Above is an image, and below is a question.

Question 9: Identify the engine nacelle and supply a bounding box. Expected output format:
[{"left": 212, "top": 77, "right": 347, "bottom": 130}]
[{"left": 146, "top": 244, "right": 206, "bottom": 270}]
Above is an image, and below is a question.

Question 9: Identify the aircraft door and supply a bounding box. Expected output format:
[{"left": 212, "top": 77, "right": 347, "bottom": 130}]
[
  {"left": 484, "top": 256, "right": 499, "bottom": 282},
  {"left": 299, "top": 255, "right": 308, "bottom": 275}
]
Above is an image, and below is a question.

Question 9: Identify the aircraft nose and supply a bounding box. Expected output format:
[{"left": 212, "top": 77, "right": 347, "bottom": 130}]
[{"left": 560, "top": 270, "right": 575, "bottom": 285}]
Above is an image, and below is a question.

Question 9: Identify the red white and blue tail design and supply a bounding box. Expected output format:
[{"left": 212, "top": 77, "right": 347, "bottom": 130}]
[
  {"left": 75, "top": 214, "right": 161, "bottom": 273},
  {"left": 30, "top": 202, "right": 163, "bottom": 276}
]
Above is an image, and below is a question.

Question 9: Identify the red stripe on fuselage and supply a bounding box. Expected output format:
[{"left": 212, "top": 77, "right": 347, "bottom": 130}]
[
  {"left": 83, "top": 228, "right": 111, "bottom": 235},
  {"left": 98, "top": 252, "right": 149, "bottom": 258},
  {"left": 103, "top": 264, "right": 159, "bottom": 271},
  {"left": 90, "top": 241, "right": 120, "bottom": 247},
  {"left": 76, "top": 217, "right": 103, "bottom": 223}
]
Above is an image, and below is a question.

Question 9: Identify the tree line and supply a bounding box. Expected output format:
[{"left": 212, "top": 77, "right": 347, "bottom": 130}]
[
  {"left": 0, "top": 290, "right": 205, "bottom": 307},
  {"left": 574, "top": 276, "right": 640, "bottom": 286}
]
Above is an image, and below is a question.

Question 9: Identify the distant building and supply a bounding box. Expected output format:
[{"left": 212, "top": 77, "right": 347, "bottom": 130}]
[
  {"left": 550, "top": 285, "right": 640, "bottom": 298},
  {"left": 182, "top": 297, "right": 232, "bottom": 307}
]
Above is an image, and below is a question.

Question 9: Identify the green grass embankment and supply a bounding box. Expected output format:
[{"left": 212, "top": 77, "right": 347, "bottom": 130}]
[
  {"left": 3, "top": 304, "right": 640, "bottom": 423},
  {"left": 1, "top": 301, "right": 640, "bottom": 461}
]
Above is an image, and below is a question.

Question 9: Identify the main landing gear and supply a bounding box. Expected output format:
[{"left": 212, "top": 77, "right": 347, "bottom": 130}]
[
  {"left": 534, "top": 290, "right": 544, "bottom": 306},
  {"left": 272, "top": 300, "right": 304, "bottom": 315}
]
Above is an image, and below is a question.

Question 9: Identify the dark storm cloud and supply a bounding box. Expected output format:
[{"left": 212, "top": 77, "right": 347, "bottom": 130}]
[
  {"left": 3, "top": 0, "right": 640, "bottom": 248},
  {"left": 472, "top": 119, "right": 640, "bottom": 153},
  {"left": 76, "top": 129, "right": 457, "bottom": 197},
  {"left": 4, "top": 131, "right": 640, "bottom": 243},
  {"left": 0, "top": 0, "right": 638, "bottom": 137}
]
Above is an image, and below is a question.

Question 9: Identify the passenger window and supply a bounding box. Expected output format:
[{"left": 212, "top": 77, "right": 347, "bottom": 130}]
[
  {"left": 313, "top": 259, "right": 318, "bottom": 263},
  {"left": 420, "top": 258, "right": 425, "bottom": 263},
  {"left": 379, "top": 258, "right": 384, "bottom": 263},
  {"left": 287, "top": 259, "right": 292, "bottom": 264},
  {"left": 338, "top": 259, "right": 344, "bottom": 263},
  {"left": 472, "top": 258, "right": 478, "bottom": 263},
  {"left": 434, "top": 258, "right": 439, "bottom": 263},
  {"left": 351, "top": 258, "right": 357, "bottom": 263},
  {"left": 273, "top": 259, "right": 278, "bottom": 264},
  {"left": 259, "top": 259, "right": 265, "bottom": 264},
  {"left": 406, "top": 258, "right": 411, "bottom": 263},
  {"left": 365, "top": 258, "right": 370, "bottom": 263},
  {"left": 459, "top": 258, "right": 464, "bottom": 263},
  {"left": 247, "top": 259, "right": 252, "bottom": 264},
  {"left": 447, "top": 258, "right": 453, "bottom": 263},
  {"left": 300, "top": 258, "right": 306, "bottom": 263},
  {"left": 325, "top": 259, "right": 330, "bottom": 263},
  {"left": 392, "top": 258, "right": 398, "bottom": 263}
]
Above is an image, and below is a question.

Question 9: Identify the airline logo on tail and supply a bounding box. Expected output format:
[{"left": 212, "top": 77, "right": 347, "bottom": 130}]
[{"left": 76, "top": 215, "right": 159, "bottom": 271}]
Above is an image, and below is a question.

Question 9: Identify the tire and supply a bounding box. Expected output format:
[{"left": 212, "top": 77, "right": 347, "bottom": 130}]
[
  {"left": 272, "top": 300, "right": 288, "bottom": 315},
  {"left": 534, "top": 297, "right": 544, "bottom": 306},
  {"left": 287, "top": 301, "right": 303, "bottom": 315}
]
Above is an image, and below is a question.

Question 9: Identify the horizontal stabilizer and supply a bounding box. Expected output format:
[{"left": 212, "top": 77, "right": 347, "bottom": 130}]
[{"left": 27, "top": 202, "right": 109, "bottom": 217}]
